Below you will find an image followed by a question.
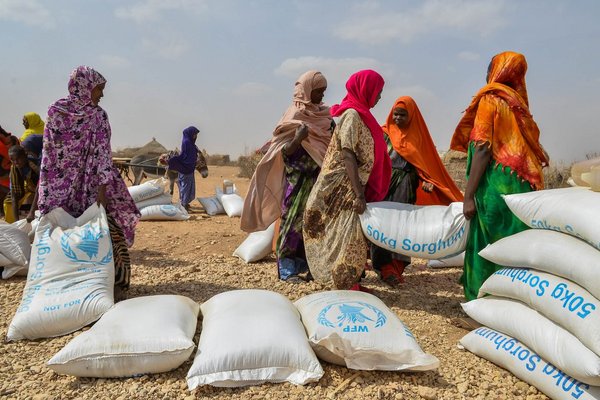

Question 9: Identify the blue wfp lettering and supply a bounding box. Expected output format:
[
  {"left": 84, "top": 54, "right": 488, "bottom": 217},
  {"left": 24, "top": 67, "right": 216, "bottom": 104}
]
[{"left": 401, "top": 225, "right": 466, "bottom": 255}]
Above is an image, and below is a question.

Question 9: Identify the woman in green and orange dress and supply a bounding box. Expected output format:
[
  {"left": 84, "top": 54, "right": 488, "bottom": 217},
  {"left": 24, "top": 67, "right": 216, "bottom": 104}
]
[{"left": 450, "top": 51, "right": 549, "bottom": 301}]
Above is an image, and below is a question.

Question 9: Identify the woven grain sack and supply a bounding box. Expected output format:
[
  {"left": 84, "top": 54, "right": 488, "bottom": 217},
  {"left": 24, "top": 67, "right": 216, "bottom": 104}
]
[
  {"left": 216, "top": 187, "right": 243, "bottom": 218},
  {"left": 233, "top": 222, "right": 275, "bottom": 263},
  {"left": 479, "top": 267, "right": 600, "bottom": 357},
  {"left": 460, "top": 327, "right": 600, "bottom": 400},
  {"left": 128, "top": 177, "right": 168, "bottom": 203},
  {"left": 462, "top": 296, "right": 600, "bottom": 385},
  {"left": 294, "top": 291, "right": 439, "bottom": 371},
  {"left": 479, "top": 229, "right": 600, "bottom": 300},
  {"left": 197, "top": 196, "right": 225, "bottom": 216},
  {"left": 503, "top": 187, "right": 600, "bottom": 250},
  {"left": 360, "top": 202, "right": 468, "bottom": 259},
  {"left": 48, "top": 295, "right": 199, "bottom": 377},
  {"left": 0, "top": 223, "right": 31, "bottom": 279},
  {"left": 427, "top": 252, "right": 465, "bottom": 268},
  {"left": 135, "top": 193, "right": 172, "bottom": 210},
  {"left": 187, "top": 289, "right": 323, "bottom": 389},
  {"left": 140, "top": 203, "right": 190, "bottom": 221},
  {"left": 7, "top": 204, "right": 114, "bottom": 341}
]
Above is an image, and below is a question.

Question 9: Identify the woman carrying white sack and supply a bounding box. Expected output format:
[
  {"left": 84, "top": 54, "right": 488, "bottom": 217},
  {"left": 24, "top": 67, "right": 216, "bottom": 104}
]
[
  {"left": 38, "top": 66, "right": 140, "bottom": 301},
  {"left": 449, "top": 51, "right": 549, "bottom": 302}
]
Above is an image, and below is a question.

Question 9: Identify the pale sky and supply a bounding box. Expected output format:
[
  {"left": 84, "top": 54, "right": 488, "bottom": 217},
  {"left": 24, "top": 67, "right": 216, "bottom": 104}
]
[{"left": 1, "top": 0, "right": 599, "bottom": 163}]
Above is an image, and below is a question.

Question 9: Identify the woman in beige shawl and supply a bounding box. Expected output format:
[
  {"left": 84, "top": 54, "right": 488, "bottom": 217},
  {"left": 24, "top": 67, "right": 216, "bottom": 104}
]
[{"left": 241, "top": 70, "right": 334, "bottom": 283}]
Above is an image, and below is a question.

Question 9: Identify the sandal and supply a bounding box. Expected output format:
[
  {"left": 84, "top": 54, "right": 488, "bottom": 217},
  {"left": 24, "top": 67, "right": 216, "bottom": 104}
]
[{"left": 380, "top": 263, "right": 405, "bottom": 287}]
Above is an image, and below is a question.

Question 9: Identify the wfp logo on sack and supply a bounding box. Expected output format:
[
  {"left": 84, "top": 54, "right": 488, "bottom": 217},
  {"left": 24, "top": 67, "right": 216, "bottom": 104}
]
[
  {"left": 160, "top": 205, "right": 178, "bottom": 217},
  {"left": 318, "top": 301, "right": 387, "bottom": 333},
  {"left": 61, "top": 225, "right": 113, "bottom": 265}
]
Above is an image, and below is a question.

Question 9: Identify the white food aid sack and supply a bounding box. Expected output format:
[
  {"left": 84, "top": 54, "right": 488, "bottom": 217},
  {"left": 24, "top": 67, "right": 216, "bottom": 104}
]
[
  {"left": 7, "top": 204, "right": 114, "bottom": 341},
  {"left": 462, "top": 296, "right": 600, "bottom": 385},
  {"left": 427, "top": 252, "right": 465, "bottom": 268},
  {"left": 215, "top": 186, "right": 243, "bottom": 218},
  {"left": 359, "top": 202, "right": 468, "bottom": 259},
  {"left": 460, "top": 327, "right": 600, "bottom": 400},
  {"left": 479, "top": 229, "right": 600, "bottom": 300},
  {"left": 187, "top": 289, "right": 323, "bottom": 389},
  {"left": 140, "top": 203, "right": 190, "bottom": 221},
  {"left": 135, "top": 193, "right": 172, "bottom": 210},
  {"left": 197, "top": 196, "right": 225, "bottom": 216},
  {"left": 503, "top": 187, "right": 600, "bottom": 250},
  {"left": 0, "top": 223, "right": 31, "bottom": 279},
  {"left": 127, "top": 177, "right": 168, "bottom": 203},
  {"left": 48, "top": 295, "right": 200, "bottom": 377},
  {"left": 233, "top": 222, "right": 275, "bottom": 263},
  {"left": 479, "top": 267, "right": 600, "bottom": 357},
  {"left": 294, "top": 291, "right": 439, "bottom": 371}
]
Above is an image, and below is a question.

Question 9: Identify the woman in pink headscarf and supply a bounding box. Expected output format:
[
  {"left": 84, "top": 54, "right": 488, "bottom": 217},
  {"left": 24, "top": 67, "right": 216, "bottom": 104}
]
[
  {"left": 241, "top": 71, "right": 334, "bottom": 283},
  {"left": 303, "top": 70, "right": 391, "bottom": 291}
]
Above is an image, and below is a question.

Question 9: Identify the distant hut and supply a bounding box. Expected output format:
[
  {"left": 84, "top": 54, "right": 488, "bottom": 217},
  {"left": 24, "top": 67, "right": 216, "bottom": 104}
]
[{"left": 133, "top": 138, "right": 168, "bottom": 158}]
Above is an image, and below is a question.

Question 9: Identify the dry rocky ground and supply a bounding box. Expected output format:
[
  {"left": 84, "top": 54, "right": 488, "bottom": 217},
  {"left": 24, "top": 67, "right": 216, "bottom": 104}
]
[{"left": 0, "top": 166, "right": 549, "bottom": 400}]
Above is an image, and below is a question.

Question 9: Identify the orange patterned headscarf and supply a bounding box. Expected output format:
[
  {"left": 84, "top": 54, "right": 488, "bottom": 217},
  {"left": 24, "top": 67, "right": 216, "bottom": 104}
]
[
  {"left": 450, "top": 51, "right": 548, "bottom": 189},
  {"left": 383, "top": 96, "right": 463, "bottom": 205}
]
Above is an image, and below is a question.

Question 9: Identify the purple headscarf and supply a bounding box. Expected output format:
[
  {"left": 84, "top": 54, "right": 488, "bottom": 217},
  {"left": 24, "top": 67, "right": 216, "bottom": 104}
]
[{"left": 168, "top": 126, "right": 199, "bottom": 175}]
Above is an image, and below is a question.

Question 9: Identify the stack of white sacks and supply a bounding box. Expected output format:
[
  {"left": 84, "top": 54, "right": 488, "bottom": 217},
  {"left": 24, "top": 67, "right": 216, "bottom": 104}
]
[
  {"left": 459, "top": 187, "right": 600, "bottom": 399},
  {"left": 128, "top": 177, "right": 189, "bottom": 221},
  {"left": 197, "top": 183, "right": 244, "bottom": 218}
]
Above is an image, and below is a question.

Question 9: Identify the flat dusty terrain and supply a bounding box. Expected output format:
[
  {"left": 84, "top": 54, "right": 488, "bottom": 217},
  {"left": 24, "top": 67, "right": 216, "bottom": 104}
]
[{"left": 0, "top": 165, "right": 549, "bottom": 400}]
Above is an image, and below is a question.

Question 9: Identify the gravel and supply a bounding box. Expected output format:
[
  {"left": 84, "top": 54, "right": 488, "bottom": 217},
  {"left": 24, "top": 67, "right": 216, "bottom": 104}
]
[{"left": 0, "top": 210, "right": 549, "bottom": 400}]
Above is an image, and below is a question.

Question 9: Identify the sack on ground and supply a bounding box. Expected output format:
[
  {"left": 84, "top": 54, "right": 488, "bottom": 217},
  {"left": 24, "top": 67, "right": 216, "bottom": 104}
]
[
  {"left": 12, "top": 219, "right": 32, "bottom": 236},
  {"left": 462, "top": 296, "right": 600, "bottom": 385},
  {"left": 0, "top": 223, "right": 31, "bottom": 279},
  {"left": 478, "top": 229, "right": 600, "bottom": 300},
  {"left": 135, "top": 193, "right": 172, "bottom": 210},
  {"left": 48, "top": 295, "right": 199, "bottom": 377},
  {"left": 7, "top": 204, "right": 114, "bottom": 341},
  {"left": 427, "top": 252, "right": 465, "bottom": 268},
  {"left": 503, "top": 187, "right": 600, "bottom": 250},
  {"left": 359, "top": 202, "right": 468, "bottom": 259},
  {"left": 128, "top": 178, "right": 169, "bottom": 203},
  {"left": 197, "top": 196, "right": 225, "bottom": 216},
  {"left": 479, "top": 267, "right": 600, "bottom": 357},
  {"left": 233, "top": 222, "right": 275, "bottom": 263},
  {"left": 140, "top": 203, "right": 190, "bottom": 221},
  {"left": 216, "top": 187, "right": 243, "bottom": 218},
  {"left": 460, "top": 327, "right": 600, "bottom": 400},
  {"left": 187, "top": 289, "right": 323, "bottom": 389},
  {"left": 294, "top": 291, "right": 439, "bottom": 371}
]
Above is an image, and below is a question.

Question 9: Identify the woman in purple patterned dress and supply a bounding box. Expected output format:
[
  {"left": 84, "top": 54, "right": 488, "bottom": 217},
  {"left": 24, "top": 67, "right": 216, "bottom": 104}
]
[{"left": 38, "top": 66, "right": 140, "bottom": 300}]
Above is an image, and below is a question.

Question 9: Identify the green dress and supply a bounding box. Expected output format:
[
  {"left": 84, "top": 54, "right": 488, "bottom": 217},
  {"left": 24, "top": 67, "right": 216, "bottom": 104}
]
[{"left": 461, "top": 142, "right": 532, "bottom": 300}]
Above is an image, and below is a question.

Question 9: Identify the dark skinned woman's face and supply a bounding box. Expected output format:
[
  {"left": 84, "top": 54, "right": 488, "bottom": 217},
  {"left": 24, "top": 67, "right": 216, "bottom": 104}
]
[
  {"left": 392, "top": 107, "right": 409, "bottom": 129},
  {"left": 310, "top": 86, "right": 327, "bottom": 104},
  {"left": 91, "top": 82, "right": 106, "bottom": 106}
]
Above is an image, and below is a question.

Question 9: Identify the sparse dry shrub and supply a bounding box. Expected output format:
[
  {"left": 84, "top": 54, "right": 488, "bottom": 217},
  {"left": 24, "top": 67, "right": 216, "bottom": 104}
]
[
  {"left": 237, "top": 152, "right": 263, "bottom": 178},
  {"left": 543, "top": 161, "right": 571, "bottom": 189},
  {"left": 441, "top": 149, "right": 468, "bottom": 192},
  {"left": 206, "top": 154, "right": 231, "bottom": 166}
]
